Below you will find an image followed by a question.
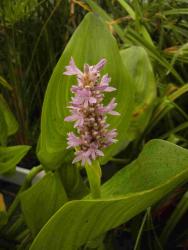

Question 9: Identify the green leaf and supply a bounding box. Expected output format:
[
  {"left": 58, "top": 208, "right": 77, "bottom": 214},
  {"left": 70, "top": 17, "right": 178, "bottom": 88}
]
[
  {"left": 0, "top": 145, "right": 31, "bottom": 174},
  {"left": 117, "top": 0, "right": 136, "bottom": 20},
  {"left": 0, "top": 76, "right": 12, "bottom": 91},
  {"left": 167, "top": 43, "right": 188, "bottom": 73},
  {"left": 1, "top": 0, "right": 38, "bottom": 25},
  {"left": 84, "top": 0, "right": 127, "bottom": 41},
  {"left": 0, "top": 108, "right": 8, "bottom": 145},
  {"left": 125, "top": 28, "right": 184, "bottom": 84},
  {"left": 120, "top": 46, "right": 156, "bottom": 140},
  {"left": 139, "top": 25, "right": 154, "bottom": 47},
  {"left": 58, "top": 165, "right": 89, "bottom": 199},
  {"left": 30, "top": 140, "right": 188, "bottom": 250},
  {"left": 85, "top": 0, "right": 183, "bottom": 84},
  {"left": 163, "top": 8, "right": 188, "bottom": 16},
  {"left": 20, "top": 172, "right": 68, "bottom": 236},
  {"left": 37, "top": 13, "right": 134, "bottom": 170},
  {"left": 0, "top": 94, "right": 18, "bottom": 136}
]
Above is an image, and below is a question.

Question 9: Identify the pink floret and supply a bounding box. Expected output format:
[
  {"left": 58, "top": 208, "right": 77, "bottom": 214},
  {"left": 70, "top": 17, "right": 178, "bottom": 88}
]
[{"left": 64, "top": 57, "right": 119, "bottom": 166}]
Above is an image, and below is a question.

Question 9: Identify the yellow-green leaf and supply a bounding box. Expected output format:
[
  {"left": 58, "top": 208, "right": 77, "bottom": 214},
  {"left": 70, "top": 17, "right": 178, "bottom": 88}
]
[
  {"left": 20, "top": 172, "right": 68, "bottom": 236},
  {"left": 0, "top": 94, "right": 18, "bottom": 136},
  {"left": 121, "top": 46, "right": 156, "bottom": 140},
  {"left": 0, "top": 145, "right": 31, "bottom": 174},
  {"left": 30, "top": 140, "right": 188, "bottom": 250},
  {"left": 37, "top": 13, "right": 134, "bottom": 169}
]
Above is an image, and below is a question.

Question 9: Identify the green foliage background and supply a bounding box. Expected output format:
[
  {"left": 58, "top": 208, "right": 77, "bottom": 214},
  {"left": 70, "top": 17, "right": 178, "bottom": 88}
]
[{"left": 0, "top": 0, "right": 188, "bottom": 250}]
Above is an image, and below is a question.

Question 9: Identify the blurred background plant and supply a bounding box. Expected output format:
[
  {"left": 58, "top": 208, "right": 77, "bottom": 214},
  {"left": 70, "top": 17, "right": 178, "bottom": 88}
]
[
  {"left": 1, "top": 0, "right": 188, "bottom": 249},
  {"left": 0, "top": 0, "right": 85, "bottom": 163}
]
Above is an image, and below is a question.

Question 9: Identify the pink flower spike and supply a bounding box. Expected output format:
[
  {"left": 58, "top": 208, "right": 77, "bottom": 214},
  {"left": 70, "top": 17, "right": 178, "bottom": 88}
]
[
  {"left": 64, "top": 57, "right": 119, "bottom": 166},
  {"left": 84, "top": 64, "right": 90, "bottom": 74},
  {"left": 104, "top": 129, "right": 118, "bottom": 146},
  {"left": 87, "top": 143, "right": 104, "bottom": 160},
  {"left": 71, "top": 85, "right": 82, "bottom": 93},
  {"left": 104, "top": 86, "right": 117, "bottom": 92},
  {"left": 101, "top": 74, "right": 110, "bottom": 84},
  {"left": 63, "top": 57, "right": 83, "bottom": 76},
  {"left": 64, "top": 112, "right": 84, "bottom": 128},
  {"left": 96, "top": 74, "right": 116, "bottom": 92},
  {"left": 99, "top": 98, "right": 120, "bottom": 116},
  {"left": 93, "top": 58, "right": 107, "bottom": 71},
  {"left": 96, "top": 84, "right": 116, "bottom": 92},
  {"left": 72, "top": 89, "right": 97, "bottom": 108},
  {"left": 73, "top": 151, "right": 92, "bottom": 165},
  {"left": 67, "top": 132, "right": 82, "bottom": 149},
  {"left": 64, "top": 113, "right": 78, "bottom": 122}
]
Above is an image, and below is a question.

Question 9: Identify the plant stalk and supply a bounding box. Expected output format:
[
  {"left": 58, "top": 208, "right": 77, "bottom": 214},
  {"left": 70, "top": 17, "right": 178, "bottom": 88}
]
[{"left": 85, "top": 161, "right": 102, "bottom": 199}]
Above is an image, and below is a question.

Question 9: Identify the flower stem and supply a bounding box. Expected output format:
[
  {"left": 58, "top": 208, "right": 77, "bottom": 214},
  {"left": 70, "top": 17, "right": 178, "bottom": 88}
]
[{"left": 85, "top": 161, "right": 102, "bottom": 199}]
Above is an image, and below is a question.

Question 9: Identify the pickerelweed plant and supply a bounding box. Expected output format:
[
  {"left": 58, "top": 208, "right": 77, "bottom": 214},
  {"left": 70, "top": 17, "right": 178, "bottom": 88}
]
[
  {"left": 2, "top": 9, "right": 188, "bottom": 250},
  {"left": 64, "top": 57, "right": 119, "bottom": 198}
]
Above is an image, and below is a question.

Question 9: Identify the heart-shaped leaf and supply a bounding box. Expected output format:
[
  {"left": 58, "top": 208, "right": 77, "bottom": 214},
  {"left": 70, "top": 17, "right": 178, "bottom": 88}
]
[
  {"left": 20, "top": 172, "right": 68, "bottom": 236},
  {"left": 30, "top": 140, "right": 188, "bottom": 250},
  {"left": 0, "top": 145, "right": 31, "bottom": 174},
  {"left": 37, "top": 13, "right": 134, "bottom": 170},
  {"left": 120, "top": 46, "right": 156, "bottom": 140}
]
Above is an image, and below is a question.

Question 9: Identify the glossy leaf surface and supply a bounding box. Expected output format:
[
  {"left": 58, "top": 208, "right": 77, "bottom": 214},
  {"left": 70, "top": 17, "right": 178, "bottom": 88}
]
[
  {"left": 37, "top": 13, "right": 133, "bottom": 169},
  {"left": 20, "top": 172, "right": 68, "bottom": 236},
  {"left": 30, "top": 140, "right": 188, "bottom": 250}
]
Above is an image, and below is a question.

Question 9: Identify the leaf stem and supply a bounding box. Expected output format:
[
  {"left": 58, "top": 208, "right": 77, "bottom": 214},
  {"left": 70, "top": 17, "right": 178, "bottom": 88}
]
[{"left": 85, "top": 161, "right": 102, "bottom": 199}]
